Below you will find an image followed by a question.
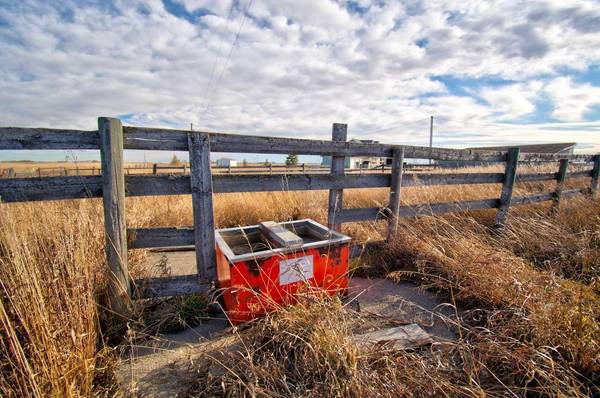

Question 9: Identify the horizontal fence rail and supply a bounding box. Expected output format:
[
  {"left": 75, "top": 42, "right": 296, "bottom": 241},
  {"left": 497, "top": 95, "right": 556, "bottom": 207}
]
[
  {"left": 1, "top": 126, "right": 595, "bottom": 162},
  {"left": 1, "top": 170, "right": 593, "bottom": 203},
  {"left": 2, "top": 120, "right": 599, "bottom": 303}
]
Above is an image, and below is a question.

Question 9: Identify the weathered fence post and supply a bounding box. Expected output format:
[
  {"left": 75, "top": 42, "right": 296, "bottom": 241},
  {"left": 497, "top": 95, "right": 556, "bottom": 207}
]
[
  {"left": 7, "top": 168, "right": 15, "bottom": 178},
  {"left": 98, "top": 117, "right": 131, "bottom": 317},
  {"left": 387, "top": 147, "right": 405, "bottom": 240},
  {"left": 152, "top": 163, "right": 157, "bottom": 174},
  {"left": 188, "top": 132, "right": 217, "bottom": 283},
  {"left": 495, "top": 147, "right": 520, "bottom": 227},
  {"left": 592, "top": 154, "right": 600, "bottom": 199},
  {"left": 551, "top": 158, "right": 569, "bottom": 213},
  {"left": 327, "top": 123, "right": 347, "bottom": 232}
]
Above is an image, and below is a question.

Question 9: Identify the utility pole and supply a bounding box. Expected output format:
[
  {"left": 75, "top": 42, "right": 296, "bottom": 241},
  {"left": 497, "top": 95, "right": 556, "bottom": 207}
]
[{"left": 429, "top": 115, "right": 433, "bottom": 166}]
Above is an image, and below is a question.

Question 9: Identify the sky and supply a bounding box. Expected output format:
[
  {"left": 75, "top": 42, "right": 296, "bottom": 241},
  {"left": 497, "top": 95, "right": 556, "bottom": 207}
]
[{"left": 1, "top": 0, "right": 600, "bottom": 163}]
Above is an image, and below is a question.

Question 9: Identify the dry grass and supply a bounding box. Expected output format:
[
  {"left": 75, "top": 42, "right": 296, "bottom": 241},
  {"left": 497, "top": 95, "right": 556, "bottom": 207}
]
[{"left": 0, "top": 163, "right": 598, "bottom": 396}]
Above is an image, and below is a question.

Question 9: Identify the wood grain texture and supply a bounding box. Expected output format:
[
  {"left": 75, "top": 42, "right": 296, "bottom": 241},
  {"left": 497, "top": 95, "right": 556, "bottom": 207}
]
[
  {"left": 551, "top": 158, "right": 569, "bottom": 213},
  {"left": 0, "top": 127, "right": 99, "bottom": 149},
  {"left": 128, "top": 227, "right": 194, "bottom": 249},
  {"left": 2, "top": 125, "right": 596, "bottom": 163},
  {"left": 3, "top": 169, "right": 587, "bottom": 204},
  {"left": 134, "top": 275, "right": 211, "bottom": 298},
  {"left": 327, "top": 123, "right": 347, "bottom": 231},
  {"left": 592, "top": 155, "right": 600, "bottom": 199},
  {"left": 99, "top": 117, "right": 131, "bottom": 316},
  {"left": 495, "top": 148, "right": 520, "bottom": 227},
  {"left": 0, "top": 175, "right": 102, "bottom": 202},
  {"left": 387, "top": 147, "right": 405, "bottom": 239},
  {"left": 337, "top": 198, "right": 500, "bottom": 223},
  {"left": 188, "top": 132, "right": 217, "bottom": 282}
]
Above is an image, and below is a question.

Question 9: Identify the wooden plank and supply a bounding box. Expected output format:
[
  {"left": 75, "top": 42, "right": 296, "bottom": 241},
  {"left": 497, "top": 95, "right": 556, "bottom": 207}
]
[
  {"left": 128, "top": 227, "right": 194, "bottom": 249},
  {"left": 495, "top": 148, "right": 520, "bottom": 227},
  {"left": 402, "top": 172, "right": 503, "bottom": 186},
  {"left": 259, "top": 221, "right": 303, "bottom": 248},
  {"left": 134, "top": 275, "right": 211, "bottom": 298},
  {"left": 353, "top": 324, "right": 433, "bottom": 350},
  {"left": 592, "top": 155, "right": 600, "bottom": 199},
  {"left": 551, "top": 158, "right": 569, "bottom": 213},
  {"left": 0, "top": 127, "right": 99, "bottom": 149},
  {"left": 0, "top": 175, "right": 102, "bottom": 202},
  {"left": 337, "top": 198, "right": 499, "bottom": 223},
  {"left": 568, "top": 170, "right": 593, "bottom": 179},
  {"left": 519, "top": 152, "right": 593, "bottom": 163},
  {"left": 0, "top": 172, "right": 507, "bottom": 203},
  {"left": 387, "top": 147, "right": 405, "bottom": 239},
  {"left": 327, "top": 123, "right": 347, "bottom": 231},
  {"left": 123, "top": 126, "right": 506, "bottom": 160},
  {"left": 511, "top": 192, "right": 554, "bottom": 205},
  {"left": 188, "top": 132, "right": 217, "bottom": 282},
  {"left": 1, "top": 125, "right": 594, "bottom": 163},
  {"left": 517, "top": 172, "right": 557, "bottom": 182},
  {"left": 98, "top": 117, "right": 131, "bottom": 316}
]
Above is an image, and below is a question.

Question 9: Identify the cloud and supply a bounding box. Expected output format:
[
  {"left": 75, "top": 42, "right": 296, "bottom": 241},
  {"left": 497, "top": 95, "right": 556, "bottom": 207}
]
[
  {"left": 544, "top": 77, "right": 600, "bottom": 122},
  {"left": 0, "top": 0, "right": 599, "bottom": 157},
  {"left": 478, "top": 81, "right": 543, "bottom": 119}
]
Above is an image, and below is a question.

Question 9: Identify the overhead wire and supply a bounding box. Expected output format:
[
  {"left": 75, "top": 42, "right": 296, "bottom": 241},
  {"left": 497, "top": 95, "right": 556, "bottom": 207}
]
[
  {"left": 198, "top": 2, "right": 236, "bottom": 116},
  {"left": 198, "top": 0, "right": 254, "bottom": 125}
]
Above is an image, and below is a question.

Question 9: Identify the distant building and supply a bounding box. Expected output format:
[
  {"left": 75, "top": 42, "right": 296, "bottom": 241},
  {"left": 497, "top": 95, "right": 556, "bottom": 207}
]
[
  {"left": 468, "top": 142, "right": 576, "bottom": 156},
  {"left": 438, "top": 142, "right": 577, "bottom": 168},
  {"left": 216, "top": 158, "right": 237, "bottom": 167},
  {"left": 321, "top": 139, "right": 392, "bottom": 169}
]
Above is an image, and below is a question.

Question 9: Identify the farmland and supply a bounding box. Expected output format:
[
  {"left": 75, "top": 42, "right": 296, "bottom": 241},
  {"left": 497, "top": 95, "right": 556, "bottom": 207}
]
[{"left": 1, "top": 162, "right": 599, "bottom": 397}]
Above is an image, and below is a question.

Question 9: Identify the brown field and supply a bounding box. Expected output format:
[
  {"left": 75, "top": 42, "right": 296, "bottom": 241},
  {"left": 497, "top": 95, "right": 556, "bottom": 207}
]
[{"left": 1, "top": 164, "right": 599, "bottom": 397}]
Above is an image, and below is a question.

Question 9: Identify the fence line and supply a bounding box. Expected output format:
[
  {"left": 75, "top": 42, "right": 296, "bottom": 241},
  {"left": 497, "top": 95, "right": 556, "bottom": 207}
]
[{"left": 1, "top": 119, "right": 599, "bottom": 311}]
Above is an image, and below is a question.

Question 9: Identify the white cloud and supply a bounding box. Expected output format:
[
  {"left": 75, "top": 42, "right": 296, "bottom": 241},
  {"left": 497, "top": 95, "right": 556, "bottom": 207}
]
[
  {"left": 0, "top": 0, "right": 599, "bottom": 156},
  {"left": 478, "top": 81, "right": 543, "bottom": 119},
  {"left": 544, "top": 77, "right": 600, "bottom": 121}
]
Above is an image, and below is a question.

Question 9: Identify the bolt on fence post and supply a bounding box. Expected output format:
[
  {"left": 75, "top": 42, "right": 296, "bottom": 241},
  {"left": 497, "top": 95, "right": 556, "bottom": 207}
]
[
  {"left": 592, "top": 154, "right": 600, "bottom": 200},
  {"left": 98, "top": 117, "right": 131, "bottom": 318},
  {"left": 551, "top": 158, "right": 569, "bottom": 214},
  {"left": 495, "top": 147, "right": 520, "bottom": 228},
  {"left": 327, "top": 123, "right": 347, "bottom": 232},
  {"left": 387, "top": 147, "right": 405, "bottom": 240}
]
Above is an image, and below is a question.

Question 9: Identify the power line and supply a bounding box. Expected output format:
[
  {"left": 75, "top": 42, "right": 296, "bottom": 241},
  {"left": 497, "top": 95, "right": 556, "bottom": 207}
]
[
  {"left": 198, "top": 2, "right": 236, "bottom": 114},
  {"left": 198, "top": 0, "right": 254, "bottom": 125}
]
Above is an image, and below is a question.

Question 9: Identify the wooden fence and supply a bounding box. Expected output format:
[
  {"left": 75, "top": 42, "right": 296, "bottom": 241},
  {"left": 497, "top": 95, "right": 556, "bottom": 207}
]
[
  {"left": 1, "top": 118, "right": 599, "bottom": 315},
  {"left": 1, "top": 162, "right": 434, "bottom": 179}
]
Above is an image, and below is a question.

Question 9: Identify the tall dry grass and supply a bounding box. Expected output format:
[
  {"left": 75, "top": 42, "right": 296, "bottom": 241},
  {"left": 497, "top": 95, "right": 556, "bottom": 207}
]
[{"left": 0, "top": 162, "right": 597, "bottom": 396}]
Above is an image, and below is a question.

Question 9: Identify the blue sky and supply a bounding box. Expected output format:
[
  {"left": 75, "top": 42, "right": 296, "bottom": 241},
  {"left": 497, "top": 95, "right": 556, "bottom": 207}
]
[{"left": 1, "top": 0, "right": 600, "bottom": 163}]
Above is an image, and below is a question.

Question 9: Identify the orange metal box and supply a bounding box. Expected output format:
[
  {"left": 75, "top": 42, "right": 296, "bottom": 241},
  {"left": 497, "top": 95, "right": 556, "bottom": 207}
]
[{"left": 215, "top": 219, "right": 351, "bottom": 324}]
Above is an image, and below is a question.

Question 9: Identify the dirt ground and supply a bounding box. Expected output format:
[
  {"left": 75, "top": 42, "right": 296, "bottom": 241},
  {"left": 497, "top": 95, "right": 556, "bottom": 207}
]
[{"left": 117, "top": 251, "right": 456, "bottom": 397}]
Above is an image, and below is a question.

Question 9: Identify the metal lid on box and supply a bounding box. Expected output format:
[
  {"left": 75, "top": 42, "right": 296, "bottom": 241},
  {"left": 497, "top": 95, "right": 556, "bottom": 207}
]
[{"left": 215, "top": 219, "right": 352, "bottom": 262}]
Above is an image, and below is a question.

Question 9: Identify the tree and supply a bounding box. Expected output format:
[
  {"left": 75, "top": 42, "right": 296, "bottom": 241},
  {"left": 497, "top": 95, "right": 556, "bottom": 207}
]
[
  {"left": 170, "top": 154, "right": 181, "bottom": 165},
  {"left": 242, "top": 159, "right": 248, "bottom": 166},
  {"left": 285, "top": 154, "right": 298, "bottom": 166},
  {"left": 264, "top": 159, "right": 271, "bottom": 166}
]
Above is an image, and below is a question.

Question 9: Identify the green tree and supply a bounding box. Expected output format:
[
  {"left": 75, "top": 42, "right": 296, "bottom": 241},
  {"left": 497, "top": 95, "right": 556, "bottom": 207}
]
[
  {"left": 170, "top": 154, "right": 181, "bottom": 165},
  {"left": 285, "top": 154, "right": 298, "bottom": 166},
  {"left": 242, "top": 159, "right": 248, "bottom": 166}
]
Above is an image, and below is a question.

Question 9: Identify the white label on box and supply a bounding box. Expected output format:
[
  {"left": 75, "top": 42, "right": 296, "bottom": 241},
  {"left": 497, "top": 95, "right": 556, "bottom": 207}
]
[{"left": 279, "top": 255, "right": 314, "bottom": 285}]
